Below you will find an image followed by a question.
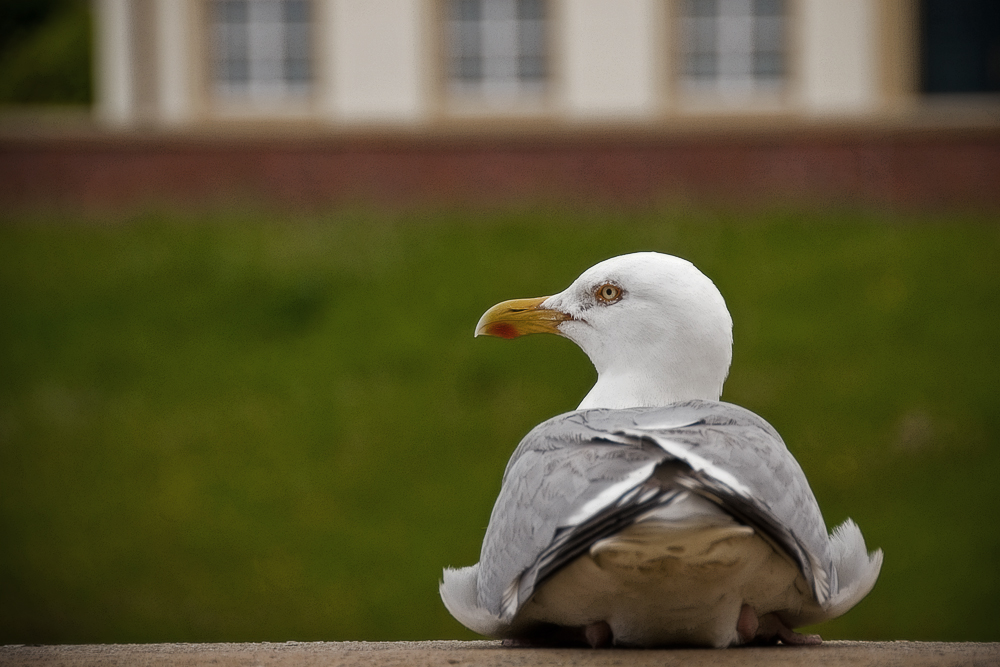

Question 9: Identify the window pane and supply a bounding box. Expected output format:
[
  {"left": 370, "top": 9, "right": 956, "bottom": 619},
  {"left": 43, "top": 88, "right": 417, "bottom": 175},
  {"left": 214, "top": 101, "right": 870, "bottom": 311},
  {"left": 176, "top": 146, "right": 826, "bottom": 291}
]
[
  {"left": 518, "top": 0, "right": 545, "bottom": 21},
  {"left": 519, "top": 18, "right": 545, "bottom": 59},
  {"left": 220, "top": 56, "right": 249, "bottom": 84},
  {"left": 687, "top": 52, "right": 717, "bottom": 79},
  {"left": 284, "top": 0, "right": 309, "bottom": 23},
  {"left": 755, "top": 15, "right": 783, "bottom": 52},
  {"left": 519, "top": 54, "right": 545, "bottom": 80},
  {"left": 449, "top": 18, "right": 482, "bottom": 80},
  {"left": 687, "top": 0, "right": 717, "bottom": 19},
  {"left": 285, "top": 57, "right": 310, "bottom": 83},
  {"left": 285, "top": 21, "right": 310, "bottom": 59},
  {"left": 219, "top": 0, "right": 247, "bottom": 23},
  {"left": 452, "top": 0, "right": 481, "bottom": 21},
  {"left": 753, "top": 0, "right": 783, "bottom": 18},
  {"left": 689, "top": 17, "right": 716, "bottom": 52},
  {"left": 753, "top": 51, "right": 782, "bottom": 79}
]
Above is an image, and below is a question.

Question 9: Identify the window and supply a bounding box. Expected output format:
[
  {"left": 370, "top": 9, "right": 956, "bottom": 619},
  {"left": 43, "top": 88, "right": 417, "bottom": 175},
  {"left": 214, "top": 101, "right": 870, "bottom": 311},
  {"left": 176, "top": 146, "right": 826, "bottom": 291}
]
[
  {"left": 447, "top": 0, "right": 548, "bottom": 100},
  {"left": 680, "top": 0, "right": 786, "bottom": 94},
  {"left": 921, "top": 0, "right": 1000, "bottom": 93},
  {"left": 212, "top": 0, "right": 311, "bottom": 100}
]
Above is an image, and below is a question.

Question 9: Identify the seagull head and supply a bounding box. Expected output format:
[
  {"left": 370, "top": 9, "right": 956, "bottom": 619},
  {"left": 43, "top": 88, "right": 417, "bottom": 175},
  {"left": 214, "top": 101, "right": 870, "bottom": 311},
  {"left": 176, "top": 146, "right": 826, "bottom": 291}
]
[{"left": 475, "top": 252, "right": 733, "bottom": 409}]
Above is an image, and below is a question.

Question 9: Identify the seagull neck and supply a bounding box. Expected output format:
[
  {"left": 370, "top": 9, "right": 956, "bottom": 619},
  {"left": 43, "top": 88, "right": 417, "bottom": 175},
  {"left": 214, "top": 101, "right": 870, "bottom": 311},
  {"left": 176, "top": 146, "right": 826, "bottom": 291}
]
[{"left": 576, "top": 370, "right": 720, "bottom": 410}]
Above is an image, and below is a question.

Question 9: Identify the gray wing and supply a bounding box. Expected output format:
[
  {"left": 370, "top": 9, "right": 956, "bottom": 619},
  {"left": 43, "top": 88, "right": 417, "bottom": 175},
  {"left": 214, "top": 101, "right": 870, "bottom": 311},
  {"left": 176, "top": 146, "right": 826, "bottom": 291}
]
[{"left": 476, "top": 400, "right": 836, "bottom": 622}]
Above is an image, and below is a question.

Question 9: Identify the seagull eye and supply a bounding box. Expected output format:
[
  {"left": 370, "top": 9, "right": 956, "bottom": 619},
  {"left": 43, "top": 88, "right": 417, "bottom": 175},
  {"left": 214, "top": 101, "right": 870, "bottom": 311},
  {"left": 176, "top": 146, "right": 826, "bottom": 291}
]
[{"left": 595, "top": 283, "right": 623, "bottom": 304}]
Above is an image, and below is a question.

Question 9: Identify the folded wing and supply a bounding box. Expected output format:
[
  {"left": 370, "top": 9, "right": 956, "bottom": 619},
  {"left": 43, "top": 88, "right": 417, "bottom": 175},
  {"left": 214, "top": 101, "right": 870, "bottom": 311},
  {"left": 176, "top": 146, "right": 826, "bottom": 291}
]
[{"left": 465, "top": 400, "right": 880, "bottom": 629}]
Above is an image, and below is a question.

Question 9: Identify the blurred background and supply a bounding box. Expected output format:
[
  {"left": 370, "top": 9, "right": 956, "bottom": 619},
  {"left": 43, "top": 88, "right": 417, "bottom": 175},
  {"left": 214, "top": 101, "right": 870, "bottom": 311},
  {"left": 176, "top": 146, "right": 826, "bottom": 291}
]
[{"left": 1, "top": 0, "right": 999, "bottom": 646}]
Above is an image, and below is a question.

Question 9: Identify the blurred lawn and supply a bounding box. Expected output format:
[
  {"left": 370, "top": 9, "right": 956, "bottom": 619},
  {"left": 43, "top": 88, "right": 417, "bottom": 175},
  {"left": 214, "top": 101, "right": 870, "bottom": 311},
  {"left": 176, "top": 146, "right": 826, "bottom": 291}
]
[{"left": 0, "top": 206, "right": 998, "bottom": 644}]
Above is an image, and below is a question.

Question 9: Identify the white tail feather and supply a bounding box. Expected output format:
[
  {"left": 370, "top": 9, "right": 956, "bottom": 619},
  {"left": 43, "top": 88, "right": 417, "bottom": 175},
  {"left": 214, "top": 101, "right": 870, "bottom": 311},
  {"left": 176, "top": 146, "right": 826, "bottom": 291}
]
[
  {"left": 440, "top": 564, "right": 505, "bottom": 637},
  {"left": 823, "top": 519, "right": 884, "bottom": 619}
]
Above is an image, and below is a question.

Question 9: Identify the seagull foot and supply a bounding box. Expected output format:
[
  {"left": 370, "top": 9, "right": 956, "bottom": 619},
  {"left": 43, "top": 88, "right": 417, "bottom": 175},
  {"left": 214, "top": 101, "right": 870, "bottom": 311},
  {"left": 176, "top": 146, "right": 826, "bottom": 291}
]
[
  {"left": 501, "top": 621, "right": 613, "bottom": 648},
  {"left": 738, "top": 604, "right": 822, "bottom": 646},
  {"left": 584, "top": 620, "right": 613, "bottom": 648},
  {"left": 500, "top": 638, "right": 537, "bottom": 648},
  {"left": 737, "top": 604, "right": 759, "bottom": 643}
]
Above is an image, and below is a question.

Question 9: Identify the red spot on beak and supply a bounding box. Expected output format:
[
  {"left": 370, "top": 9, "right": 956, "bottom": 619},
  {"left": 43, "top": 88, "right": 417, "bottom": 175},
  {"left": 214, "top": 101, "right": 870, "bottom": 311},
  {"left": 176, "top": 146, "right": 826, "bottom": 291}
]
[{"left": 488, "top": 322, "right": 520, "bottom": 339}]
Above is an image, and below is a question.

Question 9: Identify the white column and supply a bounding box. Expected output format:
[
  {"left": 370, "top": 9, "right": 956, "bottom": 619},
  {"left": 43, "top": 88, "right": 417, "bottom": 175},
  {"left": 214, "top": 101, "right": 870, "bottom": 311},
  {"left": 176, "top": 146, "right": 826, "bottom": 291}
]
[
  {"left": 93, "top": 0, "right": 135, "bottom": 127},
  {"left": 325, "top": 0, "right": 428, "bottom": 124},
  {"left": 315, "top": 0, "right": 338, "bottom": 117},
  {"left": 154, "top": 0, "right": 193, "bottom": 125},
  {"left": 559, "top": 0, "right": 659, "bottom": 120},
  {"left": 798, "top": 0, "right": 878, "bottom": 115}
]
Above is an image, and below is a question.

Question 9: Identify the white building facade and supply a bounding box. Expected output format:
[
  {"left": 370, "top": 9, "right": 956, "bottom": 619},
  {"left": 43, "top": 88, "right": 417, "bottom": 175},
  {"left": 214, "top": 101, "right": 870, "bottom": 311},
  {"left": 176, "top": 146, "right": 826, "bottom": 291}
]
[{"left": 91, "top": 0, "right": 929, "bottom": 129}]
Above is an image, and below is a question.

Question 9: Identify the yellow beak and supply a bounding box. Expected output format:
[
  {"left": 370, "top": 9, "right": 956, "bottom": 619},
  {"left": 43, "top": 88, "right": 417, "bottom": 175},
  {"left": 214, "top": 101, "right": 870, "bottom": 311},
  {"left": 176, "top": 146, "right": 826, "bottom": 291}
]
[{"left": 474, "top": 296, "right": 572, "bottom": 339}]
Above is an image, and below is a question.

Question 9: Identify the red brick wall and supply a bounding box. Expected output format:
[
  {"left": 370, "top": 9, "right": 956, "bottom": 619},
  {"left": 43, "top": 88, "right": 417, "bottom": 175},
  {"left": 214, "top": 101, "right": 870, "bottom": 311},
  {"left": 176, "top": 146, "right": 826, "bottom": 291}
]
[{"left": 2, "top": 128, "right": 998, "bottom": 210}]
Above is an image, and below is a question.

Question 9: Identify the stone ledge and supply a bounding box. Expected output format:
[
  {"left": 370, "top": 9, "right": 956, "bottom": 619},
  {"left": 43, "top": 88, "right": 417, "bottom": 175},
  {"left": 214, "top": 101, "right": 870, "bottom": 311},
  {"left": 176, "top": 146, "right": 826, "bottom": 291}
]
[{"left": 1, "top": 641, "right": 998, "bottom": 667}]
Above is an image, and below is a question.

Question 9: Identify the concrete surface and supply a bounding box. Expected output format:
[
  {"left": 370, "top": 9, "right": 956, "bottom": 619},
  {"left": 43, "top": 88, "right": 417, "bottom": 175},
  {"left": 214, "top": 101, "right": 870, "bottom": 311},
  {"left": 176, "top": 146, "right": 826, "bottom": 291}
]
[{"left": 1, "top": 640, "right": 998, "bottom": 667}]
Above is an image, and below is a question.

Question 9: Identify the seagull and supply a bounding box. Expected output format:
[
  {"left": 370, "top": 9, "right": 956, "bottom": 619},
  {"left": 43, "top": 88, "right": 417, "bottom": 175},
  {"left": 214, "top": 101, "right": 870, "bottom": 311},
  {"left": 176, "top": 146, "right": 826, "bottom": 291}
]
[{"left": 440, "top": 252, "right": 882, "bottom": 648}]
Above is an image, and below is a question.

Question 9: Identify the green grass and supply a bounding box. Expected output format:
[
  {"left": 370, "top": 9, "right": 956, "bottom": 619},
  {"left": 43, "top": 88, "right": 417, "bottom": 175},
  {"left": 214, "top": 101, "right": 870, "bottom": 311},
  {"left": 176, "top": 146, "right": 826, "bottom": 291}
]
[{"left": 1, "top": 206, "right": 998, "bottom": 643}]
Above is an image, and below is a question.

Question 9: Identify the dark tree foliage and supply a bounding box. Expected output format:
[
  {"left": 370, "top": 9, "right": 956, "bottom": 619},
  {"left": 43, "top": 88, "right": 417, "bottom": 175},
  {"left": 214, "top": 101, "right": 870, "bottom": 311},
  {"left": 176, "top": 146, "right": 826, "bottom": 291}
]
[{"left": 0, "top": 0, "right": 92, "bottom": 104}]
